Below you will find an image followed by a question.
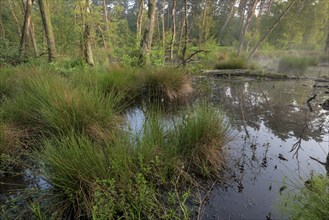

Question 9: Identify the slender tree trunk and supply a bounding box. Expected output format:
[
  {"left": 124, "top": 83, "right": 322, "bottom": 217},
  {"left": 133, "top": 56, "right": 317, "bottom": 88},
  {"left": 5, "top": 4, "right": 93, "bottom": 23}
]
[
  {"left": 178, "top": 13, "right": 185, "bottom": 54},
  {"left": 84, "top": 0, "right": 94, "bottom": 66},
  {"left": 248, "top": 0, "right": 296, "bottom": 60},
  {"left": 325, "top": 30, "right": 329, "bottom": 55},
  {"left": 29, "top": 22, "right": 38, "bottom": 56},
  {"left": 138, "top": 0, "right": 156, "bottom": 66},
  {"left": 0, "top": 1, "right": 4, "bottom": 39},
  {"left": 136, "top": 0, "right": 144, "bottom": 44},
  {"left": 218, "top": 0, "right": 236, "bottom": 44},
  {"left": 237, "top": 0, "right": 259, "bottom": 56},
  {"left": 199, "top": 0, "right": 208, "bottom": 48},
  {"left": 182, "top": 0, "right": 188, "bottom": 66},
  {"left": 38, "top": 0, "right": 57, "bottom": 62},
  {"left": 9, "top": 0, "right": 22, "bottom": 36},
  {"left": 169, "top": 0, "right": 176, "bottom": 61},
  {"left": 103, "top": 0, "right": 109, "bottom": 32},
  {"left": 161, "top": 0, "right": 166, "bottom": 50},
  {"left": 18, "top": 0, "right": 32, "bottom": 60},
  {"left": 98, "top": 24, "right": 107, "bottom": 49}
]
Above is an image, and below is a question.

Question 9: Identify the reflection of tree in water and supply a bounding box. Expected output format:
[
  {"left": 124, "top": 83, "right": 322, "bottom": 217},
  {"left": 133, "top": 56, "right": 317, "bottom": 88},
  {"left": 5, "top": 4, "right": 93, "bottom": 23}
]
[{"left": 207, "top": 79, "right": 328, "bottom": 143}]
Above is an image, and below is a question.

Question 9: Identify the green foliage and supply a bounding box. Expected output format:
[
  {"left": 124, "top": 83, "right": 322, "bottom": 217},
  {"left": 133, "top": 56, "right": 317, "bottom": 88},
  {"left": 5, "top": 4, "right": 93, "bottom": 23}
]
[{"left": 279, "top": 175, "right": 329, "bottom": 220}]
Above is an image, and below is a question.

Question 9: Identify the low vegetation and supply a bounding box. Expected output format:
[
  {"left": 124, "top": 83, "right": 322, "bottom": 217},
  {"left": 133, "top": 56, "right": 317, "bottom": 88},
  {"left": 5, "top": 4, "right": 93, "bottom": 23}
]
[
  {"left": 278, "top": 56, "right": 318, "bottom": 73},
  {"left": 279, "top": 175, "right": 329, "bottom": 219},
  {"left": 0, "top": 64, "right": 230, "bottom": 219}
]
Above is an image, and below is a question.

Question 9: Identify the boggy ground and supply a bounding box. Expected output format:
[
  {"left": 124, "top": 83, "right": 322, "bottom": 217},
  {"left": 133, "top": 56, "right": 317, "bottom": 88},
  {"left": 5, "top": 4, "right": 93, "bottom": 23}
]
[{"left": 0, "top": 63, "right": 231, "bottom": 219}]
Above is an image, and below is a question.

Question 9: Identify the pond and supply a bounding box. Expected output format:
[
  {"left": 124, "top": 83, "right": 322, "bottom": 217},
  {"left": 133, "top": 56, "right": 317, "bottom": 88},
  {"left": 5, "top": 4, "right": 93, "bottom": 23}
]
[{"left": 199, "top": 77, "right": 329, "bottom": 219}]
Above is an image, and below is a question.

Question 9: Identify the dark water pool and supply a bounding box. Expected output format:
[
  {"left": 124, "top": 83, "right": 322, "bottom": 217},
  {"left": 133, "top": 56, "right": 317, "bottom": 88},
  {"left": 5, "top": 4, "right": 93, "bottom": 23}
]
[{"left": 200, "top": 78, "right": 329, "bottom": 219}]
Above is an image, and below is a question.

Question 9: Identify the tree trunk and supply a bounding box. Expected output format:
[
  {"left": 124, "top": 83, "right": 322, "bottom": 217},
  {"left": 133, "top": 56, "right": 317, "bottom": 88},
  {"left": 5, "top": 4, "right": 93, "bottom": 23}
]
[
  {"left": 218, "top": 0, "right": 236, "bottom": 44},
  {"left": 136, "top": 0, "right": 144, "bottom": 44},
  {"left": 84, "top": 0, "right": 94, "bottom": 66},
  {"left": 178, "top": 13, "right": 185, "bottom": 54},
  {"left": 325, "top": 30, "right": 329, "bottom": 55},
  {"left": 182, "top": 0, "right": 188, "bottom": 67},
  {"left": 138, "top": 0, "right": 156, "bottom": 66},
  {"left": 103, "top": 0, "right": 109, "bottom": 33},
  {"left": 0, "top": 0, "right": 4, "bottom": 39},
  {"left": 247, "top": 0, "right": 296, "bottom": 60},
  {"left": 38, "top": 0, "right": 57, "bottom": 62},
  {"left": 161, "top": 0, "right": 166, "bottom": 50},
  {"left": 9, "top": 0, "right": 22, "bottom": 36},
  {"left": 29, "top": 22, "right": 38, "bottom": 57},
  {"left": 18, "top": 0, "right": 32, "bottom": 60},
  {"left": 199, "top": 0, "right": 208, "bottom": 48},
  {"left": 237, "top": 0, "right": 259, "bottom": 56},
  {"left": 169, "top": 0, "right": 176, "bottom": 61},
  {"left": 98, "top": 24, "right": 107, "bottom": 49}
]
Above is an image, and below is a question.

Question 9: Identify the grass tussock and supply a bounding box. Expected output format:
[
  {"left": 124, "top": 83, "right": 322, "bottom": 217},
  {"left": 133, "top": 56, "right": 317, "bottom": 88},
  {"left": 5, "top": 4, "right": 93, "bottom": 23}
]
[
  {"left": 173, "top": 104, "right": 230, "bottom": 178},
  {"left": 214, "top": 53, "right": 248, "bottom": 70},
  {"left": 36, "top": 103, "right": 230, "bottom": 219},
  {"left": 140, "top": 67, "right": 193, "bottom": 103},
  {"left": 1, "top": 70, "right": 122, "bottom": 142},
  {"left": 279, "top": 175, "right": 329, "bottom": 220},
  {"left": 278, "top": 56, "right": 318, "bottom": 73},
  {"left": 39, "top": 134, "right": 113, "bottom": 218}
]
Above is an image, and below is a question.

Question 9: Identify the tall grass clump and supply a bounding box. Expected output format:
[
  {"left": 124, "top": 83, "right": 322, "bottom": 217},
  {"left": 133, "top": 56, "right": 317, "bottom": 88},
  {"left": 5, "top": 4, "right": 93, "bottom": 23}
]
[
  {"left": 172, "top": 104, "right": 230, "bottom": 178},
  {"left": 214, "top": 54, "right": 248, "bottom": 69},
  {"left": 68, "top": 66, "right": 142, "bottom": 107},
  {"left": 140, "top": 67, "right": 193, "bottom": 103},
  {"left": 279, "top": 175, "right": 329, "bottom": 220},
  {"left": 0, "top": 68, "right": 15, "bottom": 102},
  {"left": 1, "top": 70, "right": 122, "bottom": 142},
  {"left": 278, "top": 56, "right": 318, "bottom": 73},
  {"left": 38, "top": 134, "right": 113, "bottom": 218}
]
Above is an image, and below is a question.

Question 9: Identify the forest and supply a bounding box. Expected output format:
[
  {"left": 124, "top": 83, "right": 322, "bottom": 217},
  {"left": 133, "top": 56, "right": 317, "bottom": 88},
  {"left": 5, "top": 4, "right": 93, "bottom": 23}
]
[{"left": 0, "top": 0, "right": 329, "bottom": 219}]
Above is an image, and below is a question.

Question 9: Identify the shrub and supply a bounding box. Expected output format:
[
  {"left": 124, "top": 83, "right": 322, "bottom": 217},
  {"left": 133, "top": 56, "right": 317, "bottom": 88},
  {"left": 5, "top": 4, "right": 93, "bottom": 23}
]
[{"left": 279, "top": 175, "right": 329, "bottom": 220}]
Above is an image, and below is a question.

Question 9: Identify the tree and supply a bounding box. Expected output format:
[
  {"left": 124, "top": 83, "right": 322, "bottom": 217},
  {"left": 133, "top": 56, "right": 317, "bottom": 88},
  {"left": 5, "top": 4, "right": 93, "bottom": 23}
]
[
  {"left": 169, "top": 0, "right": 176, "bottom": 61},
  {"left": 84, "top": 0, "right": 94, "bottom": 66},
  {"left": 38, "top": 0, "right": 57, "bottom": 62},
  {"left": 136, "top": 0, "right": 144, "bottom": 44},
  {"left": 138, "top": 0, "right": 156, "bottom": 66},
  {"left": 18, "top": 0, "right": 33, "bottom": 60}
]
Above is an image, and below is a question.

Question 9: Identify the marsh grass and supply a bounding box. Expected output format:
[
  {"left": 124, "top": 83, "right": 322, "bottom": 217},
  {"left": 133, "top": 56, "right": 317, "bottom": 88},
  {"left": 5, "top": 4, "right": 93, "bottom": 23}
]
[
  {"left": 36, "top": 103, "right": 230, "bottom": 219},
  {"left": 278, "top": 56, "right": 318, "bottom": 73},
  {"left": 279, "top": 175, "right": 329, "bottom": 219},
  {"left": 1, "top": 70, "right": 122, "bottom": 142},
  {"left": 39, "top": 134, "right": 113, "bottom": 218},
  {"left": 173, "top": 104, "right": 230, "bottom": 178},
  {"left": 214, "top": 55, "right": 248, "bottom": 69},
  {"left": 140, "top": 67, "right": 193, "bottom": 103}
]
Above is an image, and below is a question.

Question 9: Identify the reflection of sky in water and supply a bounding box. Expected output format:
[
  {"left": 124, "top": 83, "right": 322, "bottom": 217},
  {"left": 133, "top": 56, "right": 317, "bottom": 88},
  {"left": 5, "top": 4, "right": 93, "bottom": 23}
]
[{"left": 201, "top": 78, "right": 329, "bottom": 219}]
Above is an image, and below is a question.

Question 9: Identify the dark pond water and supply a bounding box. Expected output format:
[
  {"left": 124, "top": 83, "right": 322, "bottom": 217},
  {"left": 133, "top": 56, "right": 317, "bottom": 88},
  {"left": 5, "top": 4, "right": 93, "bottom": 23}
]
[{"left": 199, "top": 77, "right": 329, "bottom": 219}]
